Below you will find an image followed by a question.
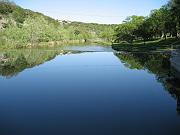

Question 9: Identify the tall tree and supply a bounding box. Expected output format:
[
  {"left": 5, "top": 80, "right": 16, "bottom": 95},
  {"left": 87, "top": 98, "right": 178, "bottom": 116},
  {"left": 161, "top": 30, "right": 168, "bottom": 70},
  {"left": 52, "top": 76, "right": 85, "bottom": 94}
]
[
  {"left": 170, "top": 0, "right": 180, "bottom": 37},
  {"left": 115, "top": 16, "right": 145, "bottom": 43},
  {"left": 134, "top": 18, "right": 154, "bottom": 44}
]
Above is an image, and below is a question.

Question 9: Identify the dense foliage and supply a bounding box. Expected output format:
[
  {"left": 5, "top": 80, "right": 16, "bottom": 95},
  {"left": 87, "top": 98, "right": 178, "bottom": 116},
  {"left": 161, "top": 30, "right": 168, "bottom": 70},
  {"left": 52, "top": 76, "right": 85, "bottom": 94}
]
[
  {"left": 114, "top": 0, "right": 180, "bottom": 44},
  {"left": 0, "top": 0, "right": 115, "bottom": 48},
  {"left": 1, "top": 0, "right": 179, "bottom": 48}
]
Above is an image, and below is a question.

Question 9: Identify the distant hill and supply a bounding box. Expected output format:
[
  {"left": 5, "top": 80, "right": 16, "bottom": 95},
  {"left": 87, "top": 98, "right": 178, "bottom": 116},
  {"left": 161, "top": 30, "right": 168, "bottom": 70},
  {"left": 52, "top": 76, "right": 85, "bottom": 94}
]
[{"left": 0, "top": 0, "right": 116, "bottom": 48}]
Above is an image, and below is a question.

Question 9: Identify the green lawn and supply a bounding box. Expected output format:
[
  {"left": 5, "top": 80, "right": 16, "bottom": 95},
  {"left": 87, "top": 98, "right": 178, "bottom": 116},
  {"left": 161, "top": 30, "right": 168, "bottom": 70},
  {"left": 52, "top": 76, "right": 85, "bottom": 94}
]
[{"left": 112, "top": 38, "right": 180, "bottom": 52}]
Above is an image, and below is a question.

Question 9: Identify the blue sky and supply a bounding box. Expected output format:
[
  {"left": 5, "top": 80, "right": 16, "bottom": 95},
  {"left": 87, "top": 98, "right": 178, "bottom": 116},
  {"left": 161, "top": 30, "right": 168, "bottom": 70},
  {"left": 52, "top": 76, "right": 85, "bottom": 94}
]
[{"left": 14, "top": 0, "right": 169, "bottom": 24}]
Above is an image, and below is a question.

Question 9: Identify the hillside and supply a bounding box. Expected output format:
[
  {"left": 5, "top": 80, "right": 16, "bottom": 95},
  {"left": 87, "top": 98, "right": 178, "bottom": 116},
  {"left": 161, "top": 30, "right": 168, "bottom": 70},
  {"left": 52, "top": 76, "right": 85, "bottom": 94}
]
[{"left": 0, "top": 0, "right": 116, "bottom": 48}]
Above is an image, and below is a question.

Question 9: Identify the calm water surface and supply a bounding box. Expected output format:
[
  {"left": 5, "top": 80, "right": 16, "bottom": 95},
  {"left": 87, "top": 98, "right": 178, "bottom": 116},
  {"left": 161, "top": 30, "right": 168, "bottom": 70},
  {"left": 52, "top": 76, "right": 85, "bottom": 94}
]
[{"left": 0, "top": 46, "right": 180, "bottom": 135}]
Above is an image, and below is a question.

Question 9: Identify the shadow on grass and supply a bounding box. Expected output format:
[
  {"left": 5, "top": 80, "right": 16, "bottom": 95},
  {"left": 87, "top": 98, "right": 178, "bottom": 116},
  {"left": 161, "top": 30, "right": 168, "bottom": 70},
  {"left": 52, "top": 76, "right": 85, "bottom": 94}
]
[{"left": 112, "top": 38, "right": 180, "bottom": 52}]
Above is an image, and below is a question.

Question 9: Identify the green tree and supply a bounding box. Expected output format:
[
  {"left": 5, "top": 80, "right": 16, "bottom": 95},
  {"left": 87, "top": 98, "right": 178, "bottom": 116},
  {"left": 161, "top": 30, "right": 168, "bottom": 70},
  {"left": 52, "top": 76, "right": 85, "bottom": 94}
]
[
  {"left": 170, "top": 0, "right": 180, "bottom": 36},
  {"left": 12, "top": 7, "right": 26, "bottom": 25},
  {"left": 134, "top": 18, "right": 154, "bottom": 44},
  {"left": 149, "top": 6, "right": 175, "bottom": 39},
  {"left": 0, "top": 0, "right": 14, "bottom": 14},
  {"left": 115, "top": 16, "right": 145, "bottom": 43}
]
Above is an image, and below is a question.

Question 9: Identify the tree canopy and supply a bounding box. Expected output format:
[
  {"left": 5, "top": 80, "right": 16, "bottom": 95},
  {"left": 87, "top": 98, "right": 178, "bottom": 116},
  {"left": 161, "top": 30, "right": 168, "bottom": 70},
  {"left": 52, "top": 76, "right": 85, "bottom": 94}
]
[{"left": 114, "top": 0, "right": 180, "bottom": 44}]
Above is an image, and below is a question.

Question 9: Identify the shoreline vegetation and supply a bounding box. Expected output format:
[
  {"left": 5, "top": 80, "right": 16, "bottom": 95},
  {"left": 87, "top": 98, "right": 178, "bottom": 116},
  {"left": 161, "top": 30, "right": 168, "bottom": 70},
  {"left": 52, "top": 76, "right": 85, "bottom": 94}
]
[
  {"left": 113, "top": 0, "right": 180, "bottom": 52},
  {"left": 0, "top": 40, "right": 112, "bottom": 50},
  {"left": 0, "top": 0, "right": 115, "bottom": 49},
  {"left": 0, "top": 0, "right": 180, "bottom": 52}
]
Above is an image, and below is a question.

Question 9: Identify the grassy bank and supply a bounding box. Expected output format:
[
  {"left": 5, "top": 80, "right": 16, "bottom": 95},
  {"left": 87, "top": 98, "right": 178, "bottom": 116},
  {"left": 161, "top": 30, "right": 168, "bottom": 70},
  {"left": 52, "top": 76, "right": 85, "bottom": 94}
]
[
  {"left": 0, "top": 39, "right": 112, "bottom": 50},
  {"left": 112, "top": 38, "right": 180, "bottom": 52}
]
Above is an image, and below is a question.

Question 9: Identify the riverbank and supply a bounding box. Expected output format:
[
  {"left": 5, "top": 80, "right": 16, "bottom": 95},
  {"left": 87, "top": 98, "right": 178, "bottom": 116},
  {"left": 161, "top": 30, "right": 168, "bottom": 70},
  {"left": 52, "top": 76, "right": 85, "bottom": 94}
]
[
  {"left": 112, "top": 38, "right": 180, "bottom": 52},
  {"left": 0, "top": 39, "right": 111, "bottom": 50}
]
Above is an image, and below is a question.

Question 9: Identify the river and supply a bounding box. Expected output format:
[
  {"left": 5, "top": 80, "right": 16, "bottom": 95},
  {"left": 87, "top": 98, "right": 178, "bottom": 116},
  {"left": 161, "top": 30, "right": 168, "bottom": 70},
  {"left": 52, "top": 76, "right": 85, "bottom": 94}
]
[{"left": 0, "top": 45, "right": 180, "bottom": 135}]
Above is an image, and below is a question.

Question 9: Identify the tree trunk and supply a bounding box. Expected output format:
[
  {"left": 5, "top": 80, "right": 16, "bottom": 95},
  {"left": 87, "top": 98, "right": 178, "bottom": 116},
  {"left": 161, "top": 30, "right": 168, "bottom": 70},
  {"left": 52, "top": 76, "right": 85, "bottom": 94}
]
[
  {"left": 143, "top": 39, "right": 146, "bottom": 45},
  {"left": 164, "top": 33, "right": 167, "bottom": 40},
  {"left": 161, "top": 31, "right": 164, "bottom": 39},
  {"left": 177, "top": 33, "right": 180, "bottom": 38}
]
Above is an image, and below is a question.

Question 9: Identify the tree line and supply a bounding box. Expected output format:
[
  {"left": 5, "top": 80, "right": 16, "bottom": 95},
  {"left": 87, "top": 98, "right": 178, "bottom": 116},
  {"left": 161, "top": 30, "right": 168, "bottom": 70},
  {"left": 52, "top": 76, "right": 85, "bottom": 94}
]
[{"left": 114, "top": 0, "right": 180, "bottom": 44}]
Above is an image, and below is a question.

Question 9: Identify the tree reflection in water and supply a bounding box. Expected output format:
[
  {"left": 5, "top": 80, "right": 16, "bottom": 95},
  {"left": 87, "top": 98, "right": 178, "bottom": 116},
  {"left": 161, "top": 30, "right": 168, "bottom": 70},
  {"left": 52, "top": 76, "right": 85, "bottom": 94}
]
[
  {"left": 0, "top": 49, "right": 63, "bottom": 78},
  {"left": 116, "top": 52, "right": 180, "bottom": 114},
  {"left": 1, "top": 49, "right": 180, "bottom": 114}
]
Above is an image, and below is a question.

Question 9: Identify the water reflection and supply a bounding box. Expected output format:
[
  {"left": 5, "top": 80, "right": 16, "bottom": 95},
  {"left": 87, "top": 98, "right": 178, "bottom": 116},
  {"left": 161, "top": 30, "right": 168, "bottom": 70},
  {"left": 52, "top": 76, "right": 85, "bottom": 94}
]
[
  {"left": 1, "top": 49, "right": 180, "bottom": 114},
  {"left": 0, "top": 48, "right": 180, "bottom": 134},
  {"left": 0, "top": 49, "right": 69, "bottom": 78},
  {"left": 116, "top": 52, "right": 180, "bottom": 114}
]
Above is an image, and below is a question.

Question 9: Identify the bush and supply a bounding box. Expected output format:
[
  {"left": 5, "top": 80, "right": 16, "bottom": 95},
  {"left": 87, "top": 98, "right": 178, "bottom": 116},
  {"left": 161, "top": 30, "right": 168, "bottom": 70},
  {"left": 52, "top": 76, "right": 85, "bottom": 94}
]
[
  {"left": 0, "top": 0, "right": 14, "bottom": 14},
  {"left": 12, "top": 7, "right": 26, "bottom": 24}
]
